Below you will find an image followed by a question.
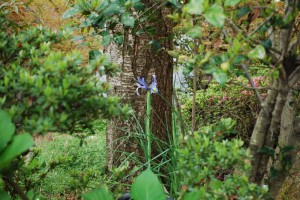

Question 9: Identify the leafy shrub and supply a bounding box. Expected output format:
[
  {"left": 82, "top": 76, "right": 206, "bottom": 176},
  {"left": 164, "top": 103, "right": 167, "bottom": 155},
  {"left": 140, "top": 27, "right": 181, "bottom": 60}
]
[
  {"left": 180, "top": 81, "right": 265, "bottom": 145},
  {"left": 0, "top": 10, "right": 129, "bottom": 135},
  {"left": 178, "top": 118, "right": 269, "bottom": 199},
  {"left": 0, "top": 7, "right": 128, "bottom": 199}
]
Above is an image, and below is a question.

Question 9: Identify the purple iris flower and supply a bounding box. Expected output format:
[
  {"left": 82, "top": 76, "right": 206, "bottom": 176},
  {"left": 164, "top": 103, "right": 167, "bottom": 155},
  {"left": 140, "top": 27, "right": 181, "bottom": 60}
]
[{"left": 136, "top": 74, "right": 158, "bottom": 95}]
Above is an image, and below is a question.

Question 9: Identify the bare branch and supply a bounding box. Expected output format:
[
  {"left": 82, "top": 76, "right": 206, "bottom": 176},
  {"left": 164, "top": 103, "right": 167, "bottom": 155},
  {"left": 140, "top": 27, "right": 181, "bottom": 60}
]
[
  {"left": 240, "top": 64, "right": 263, "bottom": 105},
  {"left": 288, "top": 65, "right": 300, "bottom": 86},
  {"left": 248, "top": 14, "right": 274, "bottom": 37}
]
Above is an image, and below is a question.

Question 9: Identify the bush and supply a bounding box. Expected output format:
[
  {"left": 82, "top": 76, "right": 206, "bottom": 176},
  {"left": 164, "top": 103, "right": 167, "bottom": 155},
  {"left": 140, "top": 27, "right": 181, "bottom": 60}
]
[
  {"left": 0, "top": 9, "right": 129, "bottom": 135},
  {"left": 180, "top": 80, "right": 265, "bottom": 145},
  {"left": 178, "top": 118, "right": 269, "bottom": 199}
]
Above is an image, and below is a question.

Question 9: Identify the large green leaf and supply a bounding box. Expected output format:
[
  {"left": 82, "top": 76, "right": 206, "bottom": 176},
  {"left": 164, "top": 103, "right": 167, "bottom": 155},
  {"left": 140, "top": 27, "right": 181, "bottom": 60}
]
[
  {"left": 62, "top": 5, "right": 82, "bottom": 19},
  {"left": 186, "top": 0, "right": 206, "bottom": 15},
  {"left": 101, "top": 31, "right": 113, "bottom": 46},
  {"left": 204, "top": 4, "right": 225, "bottom": 28},
  {"left": 237, "top": 6, "right": 250, "bottom": 18},
  {"left": 0, "top": 190, "right": 10, "bottom": 200},
  {"left": 224, "top": 0, "right": 240, "bottom": 7},
  {"left": 130, "top": 169, "right": 166, "bottom": 200},
  {"left": 82, "top": 188, "right": 113, "bottom": 200},
  {"left": 102, "top": 3, "right": 124, "bottom": 16},
  {"left": 187, "top": 25, "right": 202, "bottom": 38},
  {"left": 213, "top": 70, "right": 227, "bottom": 85},
  {"left": 121, "top": 13, "right": 135, "bottom": 27},
  {"left": 247, "top": 45, "right": 266, "bottom": 60},
  {"left": 89, "top": 50, "right": 102, "bottom": 62},
  {"left": 0, "top": 110, "right": 15, "bottom": 152},
  {"left": 0, "top": 133, "right": 34, "bottom": 168}
]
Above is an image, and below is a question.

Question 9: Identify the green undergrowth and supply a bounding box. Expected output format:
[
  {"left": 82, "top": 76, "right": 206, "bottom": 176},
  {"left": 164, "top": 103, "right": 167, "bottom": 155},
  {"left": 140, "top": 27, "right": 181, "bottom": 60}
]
[
  {"left": 32, "top": 119, "right": 107, "bottom": 198},
  {"left": 180, "top": 81, "right": 264, "bottom": 145}
]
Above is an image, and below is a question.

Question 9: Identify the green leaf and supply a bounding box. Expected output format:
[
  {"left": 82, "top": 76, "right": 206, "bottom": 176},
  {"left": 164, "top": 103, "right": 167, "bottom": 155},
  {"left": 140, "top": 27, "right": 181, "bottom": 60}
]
[
  {"left": 247, "top": 45, "right": 266, "bottom": 60},
  {"left": 209, "top": 179, "right": 223, "bottom": 190},
  {"left": 131, "top": 169, "right": 166, "bottom": 200},
  {"left": 261, "top": 39, "right": 272, "bottom": 50},
  {"left": 113, "top": 33, "right": 124, "bottom": 46},
  {"left": 62, "top": 5, "right": 82, "bottom": 19},
  {"left": 0, "top": 133, "right": 34, "bottom": 168},
  {"left": 224, "top": 0, "right": 240, "bottom": 7},
  {"left": 101, "top": 31, "right": 113, "bottom": 46},
  {"left": 258, "top": 147, "right": 275, "bottom": 157},
  {"left": 213, "top": 70, "right": 227, "bottom": 85},
  {"left": 103, "top": 3, "right": 124, "bottom": 16},
  {"left": 71, "top": 36, "right": 84, "bottom": 42},
  {"left": 82, "top": 188, "right": 113, "bottom": 200},
  {"left": 167, "top": 0, "right": 181, "bottom": 9},
  {"left": 186, "top": 25, "right": 202, "bottom": 38},
  {"left": 150, "top": 40, "right": 161, "bottom": 53},
  {"left": 204, "top": 4, "right": 225, "bottom": 28},
  {"left": 0, "top": 190, "right": 10, "bottom": 200},
  {"left": 183, "top": 188, "right": 206, "bottom": 200},
  {"left": 0, "top": 110, "right": 15, "bottom": 152},
  {"left": 121, "top": 13, "right": 135, "bottom": 27},
  {"left": 237, "top": 6, "right": 250, "bottom": 18},
  {"left": 26, "top": 190, "right": 35, "bottom": 199},
  {"left": 281, "top": 145, "right": 295, "bottom": 154},
  {"left": 89, "top": 50, "right": 102, "bottom": 61},
  {"left": 186, "top": 0, "right": 206, "bottom": 15},
  {"left": 232, "top": 54, "right": 247, "bottom": 64}
]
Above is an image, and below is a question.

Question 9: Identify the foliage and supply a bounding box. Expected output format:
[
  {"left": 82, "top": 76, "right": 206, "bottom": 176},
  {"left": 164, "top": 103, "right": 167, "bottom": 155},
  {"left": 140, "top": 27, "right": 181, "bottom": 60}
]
[
  {"left": 180, "top": 78, "right": 267, "bottom": 144},
  {"left": 21, "top": 130, "right": 106, "bottom": 198},
  {"left": 0, "top": 109, "right": 34, "bottom": 198},
  {"left": 0, "top": 9, "right": 129, "bottom": 135},
  {"left": 0, "top": 4, "right": 128, "bottom": 198},
  {"left": 62, "top": 0, "right": 145, "bottom": 47},
  {"left": 178, "top": 118, "right": 269, "bottom": 199},
  {"left": 82, "top": 168, "right": 166, "bottom": 200},
  {"left": 1, "top": 0, "right": 299, "bottom": 198}
]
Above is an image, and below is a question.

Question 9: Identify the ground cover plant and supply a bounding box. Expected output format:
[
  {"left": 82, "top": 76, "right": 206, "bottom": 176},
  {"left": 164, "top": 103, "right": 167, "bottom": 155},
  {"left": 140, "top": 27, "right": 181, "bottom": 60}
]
[{"left": 1, "top": 0, "right": 300, "bottom": 199}]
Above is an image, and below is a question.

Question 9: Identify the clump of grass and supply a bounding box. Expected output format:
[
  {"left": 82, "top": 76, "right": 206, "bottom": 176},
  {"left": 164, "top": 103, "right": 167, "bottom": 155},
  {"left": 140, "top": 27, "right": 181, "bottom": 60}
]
[{"left": 33, "top": 119, "right": 107, "bottom": 198}]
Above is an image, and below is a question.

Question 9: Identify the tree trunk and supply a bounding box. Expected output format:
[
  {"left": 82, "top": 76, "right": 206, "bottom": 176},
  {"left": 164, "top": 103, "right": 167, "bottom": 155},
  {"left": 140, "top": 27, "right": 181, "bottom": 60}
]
[
  {"left": 105, "top": 5, "right": 173, "bottom": 177},
  {"left": 249, "top": 1, "right": 300, "bottom": 197}
]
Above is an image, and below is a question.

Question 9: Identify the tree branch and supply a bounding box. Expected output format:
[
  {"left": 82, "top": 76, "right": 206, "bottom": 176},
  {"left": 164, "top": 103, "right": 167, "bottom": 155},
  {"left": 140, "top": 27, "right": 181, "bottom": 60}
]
[
  {"left": 288, "top": 65, "right": 300, "bottom": 86},
  {"left": 3, "top": 176, "right": 29, "bottom": 200},
  {"left": 240, "top": 64, "right": 263, "bottom": 105}
]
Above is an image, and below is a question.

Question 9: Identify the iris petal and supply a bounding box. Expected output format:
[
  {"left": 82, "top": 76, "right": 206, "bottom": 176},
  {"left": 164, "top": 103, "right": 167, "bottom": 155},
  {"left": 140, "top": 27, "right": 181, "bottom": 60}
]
[{"left": 135, "top": 74, "right": 158, "bottom": 95}]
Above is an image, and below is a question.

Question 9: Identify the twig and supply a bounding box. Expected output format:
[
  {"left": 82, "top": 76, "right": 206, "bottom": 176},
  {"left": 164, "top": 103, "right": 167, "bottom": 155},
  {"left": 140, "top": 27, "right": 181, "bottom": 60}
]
[
  {"left": 248, "top": 14, "right": 274, "bottom": 37},
  {"left": 192, "top": 65, "right": 197, "bottom": 132},
  {"left": 3, "top": 176, "right": 29, "bottom": 200},
  {"left": 229, "top": 81, "right": 271, "bottom": 90},
  {"left": 240, "top": 64, "right": 263, "bottom": 105}
]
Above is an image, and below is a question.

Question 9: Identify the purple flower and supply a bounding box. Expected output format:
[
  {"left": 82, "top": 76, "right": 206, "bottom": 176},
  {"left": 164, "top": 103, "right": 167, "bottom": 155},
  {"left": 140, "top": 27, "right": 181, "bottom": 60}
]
[{"left": 136, "top": 74, "right": 158, "bottom": 95}]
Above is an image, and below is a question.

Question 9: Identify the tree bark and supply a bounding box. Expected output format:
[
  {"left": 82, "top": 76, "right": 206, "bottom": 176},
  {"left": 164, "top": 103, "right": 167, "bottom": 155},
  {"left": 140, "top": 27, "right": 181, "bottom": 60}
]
[
  {"left": 105, "top": 5, "right": 173, "bottom": 176},
  {"left": 249, "top": 1, "right": 299, "bottom": 188},
  {"left": 254, "top": 79, "right": 289, "bottom": 183},
  {"left": 249, "top": 81, "right": 279, "bottom": 182},
  {"left": 268, "top": 90, "right": 294, "bottom": 197}
]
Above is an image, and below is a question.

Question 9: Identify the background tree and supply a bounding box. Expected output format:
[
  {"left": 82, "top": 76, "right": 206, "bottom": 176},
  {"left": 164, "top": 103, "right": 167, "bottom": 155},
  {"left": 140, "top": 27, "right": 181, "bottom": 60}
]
[
  {"left": 167, "top": 0, "right": 300, "bottom": 198},
  {"left": 64, "top": 0, "right": 174, "bottom": 177}
]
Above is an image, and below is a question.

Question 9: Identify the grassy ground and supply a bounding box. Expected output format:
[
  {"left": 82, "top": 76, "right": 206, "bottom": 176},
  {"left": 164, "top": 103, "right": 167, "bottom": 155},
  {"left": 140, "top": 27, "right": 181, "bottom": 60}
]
[{"left": 33, "top": 120, "right": 107, "bottom": 199}]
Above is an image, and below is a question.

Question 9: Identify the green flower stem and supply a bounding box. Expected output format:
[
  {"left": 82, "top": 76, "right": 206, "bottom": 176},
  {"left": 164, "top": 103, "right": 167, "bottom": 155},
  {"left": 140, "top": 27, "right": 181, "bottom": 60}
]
[{"left": 146, "top": 90, "right": 151, "bottom": 168}]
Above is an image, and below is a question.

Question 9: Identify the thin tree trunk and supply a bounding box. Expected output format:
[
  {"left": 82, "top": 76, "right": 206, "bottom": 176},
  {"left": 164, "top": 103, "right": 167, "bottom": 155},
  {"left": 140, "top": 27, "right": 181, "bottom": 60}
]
[
  {"left": 268, "top": 90, "right": 294, "bottom": 197},
  {"left": 249, "top": 81, "right": 279, "bottom": 181},
  {"left": 254, "top": 79, "right": 289, "bottom": 183}
]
